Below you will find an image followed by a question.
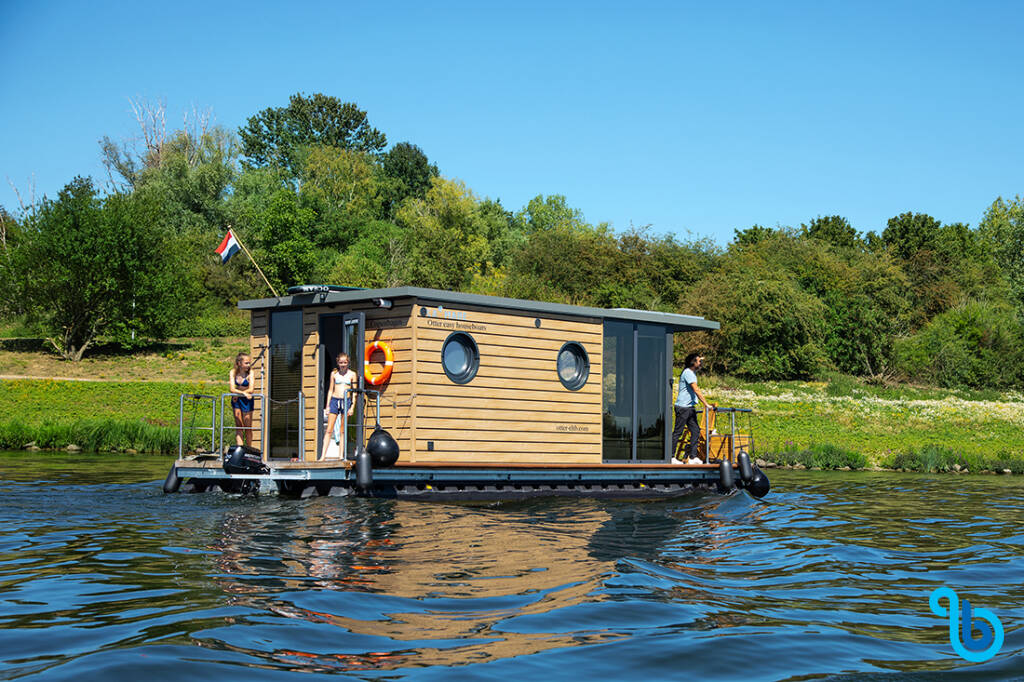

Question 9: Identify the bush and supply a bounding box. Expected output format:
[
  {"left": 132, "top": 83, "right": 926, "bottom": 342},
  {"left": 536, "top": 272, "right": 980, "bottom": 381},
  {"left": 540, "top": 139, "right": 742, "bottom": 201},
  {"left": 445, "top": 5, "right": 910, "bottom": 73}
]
[
  {"left": 882, "top": 444, "right": 1024, "bottom": 474},
  {"left": 766, "top": 442, "right": 867, "bottom": 470},
  {"left": 895, "top": 301, "right": 1024, "bottom": 389}
]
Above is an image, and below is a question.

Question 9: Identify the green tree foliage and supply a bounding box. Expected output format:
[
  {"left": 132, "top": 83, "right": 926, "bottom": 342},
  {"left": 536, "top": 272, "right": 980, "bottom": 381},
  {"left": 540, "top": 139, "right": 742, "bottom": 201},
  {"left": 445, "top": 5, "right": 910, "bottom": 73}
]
[
  {"left": 978, "top": 196, "right": 1024, "bottom": 312},
  {"left": 895, "top": 301, "right": 1024, "bottom": 389},
  {"left": 732, "top": 224, "right": 775, "bottom": 247},
  {"left": 395, "top": 178, "right": 491, "bottom": 290},
  {"left": 688, "top": 249, "right": 828, "bottom": 379},
  {"left": 380, "top": 142, "right": 439, "bottom": 215},
  {"left": 228, "top": 168, "right": 322, "bottom": 292},
  {"left": 238, "top": 93, "right": 387, "bottom": 178},
  {"left": 802, "top": 215, "right": 862, "bottom": 250},
  {"left": 1, "top": 178, "right": 188, "bottom": 360}
]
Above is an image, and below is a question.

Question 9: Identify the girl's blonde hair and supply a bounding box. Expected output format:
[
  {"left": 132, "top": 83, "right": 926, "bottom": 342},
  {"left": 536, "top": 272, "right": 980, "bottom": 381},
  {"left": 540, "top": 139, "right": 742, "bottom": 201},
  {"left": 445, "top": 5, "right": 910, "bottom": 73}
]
[
  {"left": 336, "top": 353, "right": 350, "bottom": 364},
  {"left": 235, "top": 352, "right": 251, "bottom": 371}
]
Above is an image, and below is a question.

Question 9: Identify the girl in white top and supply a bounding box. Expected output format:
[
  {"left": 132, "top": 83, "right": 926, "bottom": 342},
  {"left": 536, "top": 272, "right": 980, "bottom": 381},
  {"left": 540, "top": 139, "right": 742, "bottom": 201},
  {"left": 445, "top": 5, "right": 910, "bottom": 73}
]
[{"left": 321, "top": 353, "right": 357, "bottom": 460}]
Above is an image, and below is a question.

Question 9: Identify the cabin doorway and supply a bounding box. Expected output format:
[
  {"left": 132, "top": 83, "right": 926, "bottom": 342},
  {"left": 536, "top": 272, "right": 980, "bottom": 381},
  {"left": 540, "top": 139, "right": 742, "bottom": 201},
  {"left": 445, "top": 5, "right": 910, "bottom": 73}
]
[
  {"left": 602, "top": 321, "right": 672, "bottom": 462},
  {"left": 317, "top": 312, "right": 365, "bottom": 459}
]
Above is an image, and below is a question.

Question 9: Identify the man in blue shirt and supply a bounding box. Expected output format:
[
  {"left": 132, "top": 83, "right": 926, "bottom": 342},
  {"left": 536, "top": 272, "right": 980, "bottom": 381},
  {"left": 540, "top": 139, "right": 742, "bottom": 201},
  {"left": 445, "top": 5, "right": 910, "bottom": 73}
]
[{"left": 671, "top": 353, "right": 714, "bottom": 462}]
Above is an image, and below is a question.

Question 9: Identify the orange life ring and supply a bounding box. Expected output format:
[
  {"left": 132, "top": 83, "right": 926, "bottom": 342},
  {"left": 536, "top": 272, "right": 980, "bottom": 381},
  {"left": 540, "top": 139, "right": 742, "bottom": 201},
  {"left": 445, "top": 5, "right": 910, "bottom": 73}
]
[{"left": 364, "top": 341, "right": 394, "bottom": 385}]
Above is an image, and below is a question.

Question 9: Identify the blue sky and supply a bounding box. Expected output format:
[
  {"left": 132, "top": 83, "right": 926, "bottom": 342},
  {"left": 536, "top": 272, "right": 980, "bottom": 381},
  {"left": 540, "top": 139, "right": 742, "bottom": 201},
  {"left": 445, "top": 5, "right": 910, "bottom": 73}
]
[{"left": 2, "top": 0, "right": 1022, "bottom": 245}]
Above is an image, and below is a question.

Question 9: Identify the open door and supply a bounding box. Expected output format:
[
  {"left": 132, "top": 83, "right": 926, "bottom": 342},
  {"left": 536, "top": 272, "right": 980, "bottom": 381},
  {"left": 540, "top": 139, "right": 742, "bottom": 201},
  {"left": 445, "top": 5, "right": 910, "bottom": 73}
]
[{"left": 318, "top": 311, "right": 365, "bottom": 459}]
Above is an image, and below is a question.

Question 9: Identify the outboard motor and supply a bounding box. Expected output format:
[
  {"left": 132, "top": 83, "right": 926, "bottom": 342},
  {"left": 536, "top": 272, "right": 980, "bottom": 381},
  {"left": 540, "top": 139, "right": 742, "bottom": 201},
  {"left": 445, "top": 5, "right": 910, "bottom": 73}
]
[
  {"left": 223, "top": 444, "right": 269, "bottom": 475},
  {"left": 366, "top": 428, "right": 400, "bottom": 467}
]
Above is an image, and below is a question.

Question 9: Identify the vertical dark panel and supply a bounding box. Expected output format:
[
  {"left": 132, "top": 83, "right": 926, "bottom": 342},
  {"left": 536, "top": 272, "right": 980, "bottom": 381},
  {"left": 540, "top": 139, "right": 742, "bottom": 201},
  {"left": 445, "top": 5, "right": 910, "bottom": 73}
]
[
  {"left": 602, "top": 321, "right": 634, "bottom": 461},
  {"left": 636, "top": 324, "right": 668, "bottom": 461},
  {"left": 268, "top": 310, "right": 302, "bottom": 458}
]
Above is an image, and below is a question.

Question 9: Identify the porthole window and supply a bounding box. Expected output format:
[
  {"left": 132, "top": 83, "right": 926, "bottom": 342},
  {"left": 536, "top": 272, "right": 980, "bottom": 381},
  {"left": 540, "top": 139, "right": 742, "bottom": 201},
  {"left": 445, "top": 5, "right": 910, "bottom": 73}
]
[
  {"left": 557, "top": 342, "right": 589, "bottom": 390},
  {"left": 441, "top": 332, "right": 480, "bottom": 384}
]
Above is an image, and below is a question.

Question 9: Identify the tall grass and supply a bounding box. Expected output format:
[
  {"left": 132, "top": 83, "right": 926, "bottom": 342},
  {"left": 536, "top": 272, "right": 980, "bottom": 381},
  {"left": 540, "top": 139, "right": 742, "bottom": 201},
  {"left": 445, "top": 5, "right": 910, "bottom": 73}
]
[
  {"left": 765, "top": 442, "right": 868, "bottom": 470},
  {"left": 882, "top": 445, "right": 1024, "bottom": 474},
  {"left": 0, "top": 418, "right": 201, "bottom": 453}
]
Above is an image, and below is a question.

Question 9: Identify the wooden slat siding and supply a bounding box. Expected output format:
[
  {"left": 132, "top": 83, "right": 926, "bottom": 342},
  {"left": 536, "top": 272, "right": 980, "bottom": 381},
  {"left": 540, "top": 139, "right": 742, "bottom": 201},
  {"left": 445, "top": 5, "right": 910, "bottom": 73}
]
[
  {"left": 249, "top": 310, "right": 269, "bottom": 452},
  {"left": 411, "top": 302, "right": 603, "bottom": 464},
  {"left": 409, "top": 450, "right": 600, "bottom": 463}
]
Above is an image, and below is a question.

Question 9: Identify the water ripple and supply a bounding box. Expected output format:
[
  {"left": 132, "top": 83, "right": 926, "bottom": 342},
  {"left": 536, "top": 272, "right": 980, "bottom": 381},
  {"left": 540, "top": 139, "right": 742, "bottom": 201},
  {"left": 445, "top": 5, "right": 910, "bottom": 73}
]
[{"left": 1, "top": 456, "right": 1022, "bottom": 679}]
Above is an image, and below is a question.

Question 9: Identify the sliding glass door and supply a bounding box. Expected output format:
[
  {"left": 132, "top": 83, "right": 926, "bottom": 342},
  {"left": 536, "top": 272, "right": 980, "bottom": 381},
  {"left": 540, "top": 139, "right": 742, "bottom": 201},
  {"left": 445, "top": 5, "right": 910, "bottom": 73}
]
[{"left": 602, "top": 321, "right": 672, "bottom": 462}]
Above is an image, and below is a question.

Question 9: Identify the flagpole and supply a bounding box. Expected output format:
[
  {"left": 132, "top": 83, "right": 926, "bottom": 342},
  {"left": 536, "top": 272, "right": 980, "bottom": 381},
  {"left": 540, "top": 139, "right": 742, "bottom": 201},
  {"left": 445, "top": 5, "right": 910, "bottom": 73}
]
[{"left": 228, "top": 225, "right": 280, "bottom": 298}]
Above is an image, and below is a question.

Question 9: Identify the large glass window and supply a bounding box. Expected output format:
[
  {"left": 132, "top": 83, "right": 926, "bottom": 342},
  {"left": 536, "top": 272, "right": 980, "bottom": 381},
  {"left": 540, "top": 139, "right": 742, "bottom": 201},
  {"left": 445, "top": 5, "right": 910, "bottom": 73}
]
[
  {"left": 268, "top": 310, "right": 302, "bottom": 458},
  {"left": 602, "top": 321, "right": 634, "bottom": 461},
  {"left": 636, "top": 324, "right": 668, "bottom": 461},
  {"left": 602, "top": 321, "right": 671, "bottom": 462}
]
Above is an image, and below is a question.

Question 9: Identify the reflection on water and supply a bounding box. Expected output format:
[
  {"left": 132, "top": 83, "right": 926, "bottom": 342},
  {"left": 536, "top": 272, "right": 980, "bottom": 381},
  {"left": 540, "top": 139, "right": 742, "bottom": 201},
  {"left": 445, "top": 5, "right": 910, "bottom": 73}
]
[{"left": 0, "top": 453, "right": 1022, "bottom": 679}]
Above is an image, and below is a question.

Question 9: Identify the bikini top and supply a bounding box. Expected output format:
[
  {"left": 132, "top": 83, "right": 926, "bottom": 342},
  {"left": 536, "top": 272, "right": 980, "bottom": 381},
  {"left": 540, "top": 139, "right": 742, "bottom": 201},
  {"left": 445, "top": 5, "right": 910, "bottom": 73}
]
[{"left": 235, "top": 374, "right": 249, "bottom": 388}]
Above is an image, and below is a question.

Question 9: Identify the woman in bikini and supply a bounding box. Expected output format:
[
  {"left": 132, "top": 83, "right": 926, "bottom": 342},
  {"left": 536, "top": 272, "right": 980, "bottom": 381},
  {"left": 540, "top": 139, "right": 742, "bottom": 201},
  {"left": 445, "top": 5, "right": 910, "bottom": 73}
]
[
  {"left": 229, "top": 352, "right": 255, "bottom": 446},
  {"left": 321, "top": 353, "right": 357, "bottom": 460}
]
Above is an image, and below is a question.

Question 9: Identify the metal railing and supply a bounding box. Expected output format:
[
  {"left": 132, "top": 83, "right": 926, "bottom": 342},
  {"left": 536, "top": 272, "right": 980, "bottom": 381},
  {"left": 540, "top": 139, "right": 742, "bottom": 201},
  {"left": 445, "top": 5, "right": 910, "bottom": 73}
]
[
  {"left": 178, "top": 394, "right": 218, "bottom": 459},
  {"left": 218, "top": 392, "right": 268, "bottom": 455},
  {"left": 700, "top": 406, "right": 753, "bottom": 464}
]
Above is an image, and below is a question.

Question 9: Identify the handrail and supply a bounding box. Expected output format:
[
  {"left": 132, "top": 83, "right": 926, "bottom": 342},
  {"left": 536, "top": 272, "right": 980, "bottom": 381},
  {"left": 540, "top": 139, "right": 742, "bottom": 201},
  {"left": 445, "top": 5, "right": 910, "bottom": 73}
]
[
  {"left": 218, "top": 392, "right": 266, "bottom": 456},
  {"left": 178, "top": 394, "right": 217, "bottom": 459}
]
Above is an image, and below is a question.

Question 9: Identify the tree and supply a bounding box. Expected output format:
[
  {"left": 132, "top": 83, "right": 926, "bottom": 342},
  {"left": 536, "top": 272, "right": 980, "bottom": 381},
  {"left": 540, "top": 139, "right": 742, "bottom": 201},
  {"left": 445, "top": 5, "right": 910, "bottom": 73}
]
[
  {"left": 380, "top": 142, "right": 439, "bottom": 214},
  {"left": 394, "top": 178, "right": 491, "bottom": 290},
  {"left": 802, "top": 215, "right": 861, "bottom": 250},
  {"left": 881, "top": 212, "right": 943, "bottom": 260},
  {"left": 3, "top": 177, "right": 188, "bottom": 360},
  {"left": 732, "top": 224, "right": 775, "bottom": 247},
  {"left": 238, "top": 93, "right": 387, "bottom": 178},
  {"left": 979, "top": 196, "right": 1024, "bottom": 312}
]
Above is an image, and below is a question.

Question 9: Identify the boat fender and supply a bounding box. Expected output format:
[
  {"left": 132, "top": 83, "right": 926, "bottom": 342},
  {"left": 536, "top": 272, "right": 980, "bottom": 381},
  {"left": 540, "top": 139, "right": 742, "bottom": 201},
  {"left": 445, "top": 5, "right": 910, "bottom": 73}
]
[
  {"left": 364, "top": 341, "right": 394, "bottom": 385},
  {"left": 737, "top": 450, "right": 754, "bottom": 483},
  {"left": 366, "top": 428, "right": 400, "bottom": 467},
  {"left": 163, "top": 465, "right": 182, "bottom": 494},
  {"left": 746, "top": 466, "right": 771, "bottom": 498},
  {"left": 355, "top": 445, "right": 373, "bottom": 491},
  {"left": 719, "top": 459, "right": 735, "bottom": 491}
]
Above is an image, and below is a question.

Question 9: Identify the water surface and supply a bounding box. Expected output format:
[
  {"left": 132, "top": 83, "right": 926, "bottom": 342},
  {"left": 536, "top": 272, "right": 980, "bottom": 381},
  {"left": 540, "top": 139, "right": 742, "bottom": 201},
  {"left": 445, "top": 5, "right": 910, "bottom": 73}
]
[{"left": 1, "top": 453, "right": 1021, "bottom": 680}]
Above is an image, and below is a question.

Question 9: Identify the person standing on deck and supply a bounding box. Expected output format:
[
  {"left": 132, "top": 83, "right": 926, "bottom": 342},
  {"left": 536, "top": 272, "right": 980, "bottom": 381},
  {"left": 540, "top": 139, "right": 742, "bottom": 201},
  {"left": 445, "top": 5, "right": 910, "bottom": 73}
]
[
  {"left": 321, "top": 354, "right": 357, "bottom": 460},
  {"left": 671, "top": 353, "right": 715, "bottom": 462}
]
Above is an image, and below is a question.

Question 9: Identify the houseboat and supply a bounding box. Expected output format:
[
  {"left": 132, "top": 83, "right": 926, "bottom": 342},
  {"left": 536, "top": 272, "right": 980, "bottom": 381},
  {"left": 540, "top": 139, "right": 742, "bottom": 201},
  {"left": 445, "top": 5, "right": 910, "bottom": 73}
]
[{"left": 165, "top": 286, "right": 770, "bottom": 500}]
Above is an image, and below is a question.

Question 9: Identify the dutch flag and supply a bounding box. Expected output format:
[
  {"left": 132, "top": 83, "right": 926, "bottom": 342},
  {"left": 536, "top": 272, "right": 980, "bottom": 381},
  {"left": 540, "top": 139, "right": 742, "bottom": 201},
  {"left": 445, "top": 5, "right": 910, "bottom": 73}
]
[{"left": 215, "top": 229, "right": 241, "bottom": 264}]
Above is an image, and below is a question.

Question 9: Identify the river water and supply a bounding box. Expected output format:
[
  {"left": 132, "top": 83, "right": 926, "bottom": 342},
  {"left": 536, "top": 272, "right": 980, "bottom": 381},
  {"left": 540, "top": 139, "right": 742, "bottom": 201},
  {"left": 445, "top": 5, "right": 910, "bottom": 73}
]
[{"left": 0, "top": 453, "right": 1021, "bottom": 680}]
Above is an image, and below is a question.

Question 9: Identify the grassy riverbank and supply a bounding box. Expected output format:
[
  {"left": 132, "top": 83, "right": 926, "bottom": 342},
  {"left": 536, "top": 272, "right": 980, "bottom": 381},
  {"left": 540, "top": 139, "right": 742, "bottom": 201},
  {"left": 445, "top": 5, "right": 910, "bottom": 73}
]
[
  {"left": 699, "top": 373, "right": 1024, "bottom": 474},
  {"left": 1, "top": 338, "right": 1023, "bottom": 471}
]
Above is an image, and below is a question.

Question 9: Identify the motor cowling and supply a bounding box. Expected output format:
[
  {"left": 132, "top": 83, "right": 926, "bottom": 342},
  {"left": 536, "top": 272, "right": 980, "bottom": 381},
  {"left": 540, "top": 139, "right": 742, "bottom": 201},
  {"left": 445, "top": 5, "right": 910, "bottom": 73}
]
[{"left": 223, "top": 444, "right": 269, "bottom": 475}]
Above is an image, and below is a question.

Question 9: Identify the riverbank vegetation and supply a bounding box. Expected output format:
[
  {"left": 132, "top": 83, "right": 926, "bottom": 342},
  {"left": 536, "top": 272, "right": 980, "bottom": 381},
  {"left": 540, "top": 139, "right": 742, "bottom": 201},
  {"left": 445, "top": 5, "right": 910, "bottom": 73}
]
[{"left": 1, "top": 92, "right": 1022, "bottom": 465}]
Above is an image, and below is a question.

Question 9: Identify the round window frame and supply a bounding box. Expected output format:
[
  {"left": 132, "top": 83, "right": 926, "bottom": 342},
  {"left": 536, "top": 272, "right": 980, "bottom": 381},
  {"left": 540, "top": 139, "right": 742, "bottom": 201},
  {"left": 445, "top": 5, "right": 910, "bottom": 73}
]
[
  {"left": 441, "top": 332, "right": 480, "bottom": 384},
  {"left": 556, "top": 341, "right": 590, "bottom": 391}
]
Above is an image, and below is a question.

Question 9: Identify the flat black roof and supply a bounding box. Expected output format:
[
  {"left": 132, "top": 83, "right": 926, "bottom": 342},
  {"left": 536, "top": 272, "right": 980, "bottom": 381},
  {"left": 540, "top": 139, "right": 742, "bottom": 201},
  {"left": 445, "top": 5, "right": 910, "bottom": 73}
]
[{"left": 239, "top": 286, "right": 719, "bottom": 332}]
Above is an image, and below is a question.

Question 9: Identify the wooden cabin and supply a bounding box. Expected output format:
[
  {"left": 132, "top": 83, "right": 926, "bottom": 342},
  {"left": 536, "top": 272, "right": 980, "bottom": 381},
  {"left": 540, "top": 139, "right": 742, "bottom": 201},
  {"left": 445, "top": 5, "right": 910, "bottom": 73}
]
[{"left": 237, "top": 285, "right": 719, "bottom": 466}]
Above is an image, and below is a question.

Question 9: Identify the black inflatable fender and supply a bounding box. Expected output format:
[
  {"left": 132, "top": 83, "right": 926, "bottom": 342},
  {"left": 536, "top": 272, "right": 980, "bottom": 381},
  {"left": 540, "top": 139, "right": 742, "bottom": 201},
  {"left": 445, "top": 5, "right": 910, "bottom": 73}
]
[
  {"left": 355, "top": 446, "right": 373, "bottom": 491},
  {"left": 746, "top": 466, "right": 771, "bottom": 498},
  {"left": 718, "top": 459, "right": 735, "bottom": 491},
  {"left": 163, "top": 465, "right": 182, "bottom": 494},
  {"left": 737, "top": 451, "right": 754, "bottom": 483},
  {"left": 366, "top": 428, "right": 400, "bottom": 468}
]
